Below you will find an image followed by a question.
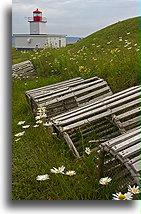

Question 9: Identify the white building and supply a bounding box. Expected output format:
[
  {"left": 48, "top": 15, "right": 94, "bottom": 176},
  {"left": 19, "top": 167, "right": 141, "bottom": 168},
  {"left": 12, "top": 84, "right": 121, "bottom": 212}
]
[{"left": 14, "top": 8, "right": 67, "bottom": 50}]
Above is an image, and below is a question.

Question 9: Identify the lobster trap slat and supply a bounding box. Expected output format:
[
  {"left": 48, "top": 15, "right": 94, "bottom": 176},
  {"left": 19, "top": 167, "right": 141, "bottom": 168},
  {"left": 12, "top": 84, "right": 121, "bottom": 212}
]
[
  {"left": 12, "top": 60, "right": 35, "bottom": 79},
  {"left": 25, "top": 76, "right": 113, "bottom": 118},
  {"left": 51, "top": 85, "right": 140, "bottom": 157},
  {"left": 97, "top": 126, "right": 140, "bottom": 187}
]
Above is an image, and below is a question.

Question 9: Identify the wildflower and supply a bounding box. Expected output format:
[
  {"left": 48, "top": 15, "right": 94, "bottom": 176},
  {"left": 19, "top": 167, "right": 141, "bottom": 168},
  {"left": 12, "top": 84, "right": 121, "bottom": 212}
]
[
  {"left": 36, "top": 174, "right": 49, "bottom": 181},
  {"left": 85, "top": 147, "right": 91, "bottom": 155},
  {"left": 36, "top": 120, "right": 42, "bottom": 124},
  {"left": 128, "top": 185, "right": 140, "bottom": 194},
  {"left": 99, "top": 177, "right": 112, "bottom": 185},
  {"left": 127, "top": 32, "right": 130, "bottom": 35},
  {"left": 43, "top": 122, "right": 52, "bottom": 126},
  {"left": 40, "top": 114, "right": 47, "bottom": 118},
  {"left": 37, "top": 109, "right": 46, "bottom": 114},
  {"left": 33, "top": 124, "right": 39, "bottom": 128},
  {"left": 79, "top": 66, "right": 84, "bottom": 72},
  {"left": 22, "top": 125, "right": 30, "bottom": 129},
  {"left": 110, "top": 48, "right": 119, "bottom": 54},
  {"left": 15, "top": 138, "right": 21, "bottom": 142},
  {"left": 119, "top": 38, "right": 122, "bottom": 42},
  {"left": 128, "top": 47, "right": 132, "bottom": 50},
  {"left": 15, "top": 131, "right": 25, "bottom": 137},
  {"left": 50, "top": 166, "right": 65, "bottom": 174},
  {"left": 112, "top": 192, "right": 133, "bottom": 200},
  {"left": 17, "top": 121, "right": 26, "bottom": 125},
  {"left": 35, "top": 115, "right": 41, "bottom": 120},
  {"left": 66, "top": 171, "right": 76, "bottom": 176}
]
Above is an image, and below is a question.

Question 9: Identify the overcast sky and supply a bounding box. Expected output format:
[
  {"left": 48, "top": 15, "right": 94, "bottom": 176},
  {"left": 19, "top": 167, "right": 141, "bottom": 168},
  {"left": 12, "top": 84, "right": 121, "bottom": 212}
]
[{"left": 12, "top": 0, "right": 139, "bottom": 37}]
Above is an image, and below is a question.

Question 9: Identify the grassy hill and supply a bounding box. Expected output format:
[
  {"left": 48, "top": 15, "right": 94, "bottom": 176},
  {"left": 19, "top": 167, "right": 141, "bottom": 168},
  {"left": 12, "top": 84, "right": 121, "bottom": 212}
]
[
  {"left": 12, "top": 17, "right": 140, "bottom": 200},
  {"left": 13, "top": 16, "right": 140, "bottom": 93}
]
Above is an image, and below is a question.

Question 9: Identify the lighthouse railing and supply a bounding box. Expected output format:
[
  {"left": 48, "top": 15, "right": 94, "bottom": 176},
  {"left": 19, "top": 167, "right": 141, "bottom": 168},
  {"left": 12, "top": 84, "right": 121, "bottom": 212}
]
[{"left": 28, "top": 17, "right": 47, "bottom": 22}]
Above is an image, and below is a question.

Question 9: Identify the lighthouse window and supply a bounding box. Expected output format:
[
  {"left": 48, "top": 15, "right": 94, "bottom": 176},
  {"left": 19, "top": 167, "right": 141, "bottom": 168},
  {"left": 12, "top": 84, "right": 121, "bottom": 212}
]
[{"left": 33, "top": 13, "right": 42, "bottom": 17}]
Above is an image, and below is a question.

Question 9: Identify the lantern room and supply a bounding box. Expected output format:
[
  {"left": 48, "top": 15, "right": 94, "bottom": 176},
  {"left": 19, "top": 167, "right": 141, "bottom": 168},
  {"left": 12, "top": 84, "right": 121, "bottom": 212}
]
[
  {"left": 28, "top": 8, "right": 47, "bottom": 35},
  {"left": 33, "top": 8, "right": 42, "bottom": 21}
]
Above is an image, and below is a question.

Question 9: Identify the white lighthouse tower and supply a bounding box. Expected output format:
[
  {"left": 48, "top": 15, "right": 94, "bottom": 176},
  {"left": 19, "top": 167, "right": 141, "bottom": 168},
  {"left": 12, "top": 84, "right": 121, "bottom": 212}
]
[
  {"left": 28, "top": 8, "right": 47, "bottom": 35},
  {"left": 14, "top": 8, "right": 67, "bottom": 50}
]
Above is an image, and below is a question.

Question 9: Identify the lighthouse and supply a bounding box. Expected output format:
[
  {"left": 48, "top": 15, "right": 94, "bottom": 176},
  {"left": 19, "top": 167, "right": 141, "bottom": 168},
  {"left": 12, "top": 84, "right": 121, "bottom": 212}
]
[
  {"left": 14, "top": 8, "right": 67, "bottom": 50},
  {"left": 28, "top": 8, "right": 47, "bottom": 35}
]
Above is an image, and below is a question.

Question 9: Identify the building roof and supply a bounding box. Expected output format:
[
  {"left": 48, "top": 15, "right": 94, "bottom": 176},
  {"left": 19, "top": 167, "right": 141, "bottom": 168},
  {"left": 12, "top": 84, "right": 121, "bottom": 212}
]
[
  {"left": 13, "top": 34, "right": 67, "bottom": 37},
  {"left": 33, "top": 8, "right": 42, "bottom": 13}
]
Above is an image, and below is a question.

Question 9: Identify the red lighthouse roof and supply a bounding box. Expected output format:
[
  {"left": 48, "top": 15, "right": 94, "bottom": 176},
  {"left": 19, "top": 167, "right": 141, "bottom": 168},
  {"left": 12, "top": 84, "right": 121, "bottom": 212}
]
[{"left": 33, "top": 8, "right": 42, "bottom": 13}]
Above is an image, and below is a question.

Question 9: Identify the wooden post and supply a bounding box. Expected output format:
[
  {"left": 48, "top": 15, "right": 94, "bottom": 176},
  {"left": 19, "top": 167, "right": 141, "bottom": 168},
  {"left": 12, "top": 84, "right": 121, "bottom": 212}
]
[
  {"left": 98, "top": 148, "right": 105, "bottom": 178},
  {"left": 63, "top": 132, "right": 80, "bottom": 158}
]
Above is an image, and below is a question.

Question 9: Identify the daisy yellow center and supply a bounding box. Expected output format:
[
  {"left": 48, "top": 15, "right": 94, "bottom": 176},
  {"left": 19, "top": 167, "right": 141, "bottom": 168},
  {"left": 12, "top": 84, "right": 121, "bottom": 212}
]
[
  {"left": 131, "top": 189, "right": 138, "bottom": 194},
  {"left": 104, "top": 180, "right": 109, "bottom": 183},
  {"left": 118, "top": 194, "right": 126, "bottom": 200},
  {"left": 56, "top": 170, "right": 61, "bottom": 173},
  {"left": 68, "top": 173, "right": 73, "bottom": 175}
]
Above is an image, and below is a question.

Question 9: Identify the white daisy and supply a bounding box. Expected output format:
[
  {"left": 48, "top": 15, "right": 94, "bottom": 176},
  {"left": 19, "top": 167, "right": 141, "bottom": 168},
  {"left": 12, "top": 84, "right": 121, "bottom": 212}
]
[
  {"left": 112, "top": 192, "right": 133, "bottom": 200},
  {"left": 99, "top": 177, "right": 112, "bottom": 185},
  {"left": 22, "top": 125, "right": 30, "bottom": 129},
  {"left": 66, "top": 171, "right": 76, "bottom": 176},
  {"left": 35, "top": 115, "right": 41, "bottom": 120},
  {"left": 85, "top": 147, "right": 91, "bottom": 155},
  {"left": 37, "top": 107, "right": 46, "bottom": 110},
  {"left": 36, "top": 120, "right": 42, "bottom": 124},
  {"left": 15, "top": 131, "right": 25, "bottom": 137},
  {"left": 37, "top": 107, "right": 46, "bottom": 112},
  {"left": 50, "top": 166, "right": 65, "bottom": 174},
  {"left": 40, "top": 114, "right": 47, "bottom": 118},
  {"left": 17, "top": 121, "right": 25, "bottom": 125},
  {"left": 15, "top": 138, "right": 21, "bottom": 142},
  {"left": 33, "top": 124, "right": 39, "bottom": 128},
  {"left": 37, "top": 110, "right": 46, "bottom": 114},
  {"left": 43, "top": 122, "right": 50, "bottom": 126},
  {"left": 128, "top": 185, "right": 140, "bottom": 194},
  {"left": 36, "top": 174, "right": 49, "bottom": 181}
]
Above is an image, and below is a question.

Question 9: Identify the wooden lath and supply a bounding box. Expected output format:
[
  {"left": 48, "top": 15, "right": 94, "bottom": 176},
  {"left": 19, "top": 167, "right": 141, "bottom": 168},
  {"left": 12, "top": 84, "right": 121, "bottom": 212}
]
[
  {"left": 25, "top": 76, "right": 113, "bottom": 118},
  {"left": 12, "top": 60, "right": 35, "bottom": 79},
  {"left": 97, "top": 127, "right": 140, "bottom": 187},
  {"left": 51, "top": 85, "right": 140, "bottom": 157}
]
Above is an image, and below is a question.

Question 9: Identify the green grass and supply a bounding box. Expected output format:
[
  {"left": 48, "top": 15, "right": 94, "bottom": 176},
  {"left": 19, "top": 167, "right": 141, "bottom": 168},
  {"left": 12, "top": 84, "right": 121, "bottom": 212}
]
[{"left": 12, "top": 17, "right": 140, "bottom": 200}]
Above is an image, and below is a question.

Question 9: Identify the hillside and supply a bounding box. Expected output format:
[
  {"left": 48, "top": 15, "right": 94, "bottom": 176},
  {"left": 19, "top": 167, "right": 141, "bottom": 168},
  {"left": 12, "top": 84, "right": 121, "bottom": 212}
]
[
  {"left": 12, "top": 17, "right": 140, "bottom": 93},
  {"left": 12, "top": 17, "right": 140, "bottom": 200},
  {"left": 71, "top": 17, "right": 139, "bottom": 50}
]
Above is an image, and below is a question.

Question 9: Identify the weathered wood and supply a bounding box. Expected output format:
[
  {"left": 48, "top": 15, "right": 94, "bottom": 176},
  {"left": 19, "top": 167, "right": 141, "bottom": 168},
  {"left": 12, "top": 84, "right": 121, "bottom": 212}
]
[
  {"left": 26, "top": 77, "right": 84, "bottom": 95},
  {"left": 62, "top": 132, "right": 80, "bottom": 158},
  {"left": 52, "top": 85, "right": 139, "bottom": 121},
  {"left": 35, "top": 79, "right": 108, "bottom": 103},
  {"left": 51, "top": 85, "right": 140, "bottom": 161},
  {"left": 55, "top": 90, "right": 140, "bottom": 126},
  {"left": 98, "top": 127, "right": 140, "bottom": 186},
  {"left": 25, "top": 76, "right": 113, "bottom": 119},
  {"left": 12, "top": 60, "right": 35, "bottom": 78}
]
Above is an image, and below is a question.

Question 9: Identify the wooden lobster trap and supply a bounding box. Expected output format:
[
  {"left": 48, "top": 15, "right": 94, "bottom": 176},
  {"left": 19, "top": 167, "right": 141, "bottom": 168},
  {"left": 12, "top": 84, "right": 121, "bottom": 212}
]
[
  {"left": 97, "top": 126, "right": 140, "bottom": 192},
  {"left": 25, "top": 76, "right": 113, "bottom": 118},
  {"left": 12, "top": 60, "right": 35, "bottom": 79},
  {"left": 51, "top": 85, "right": 140, "bottom": 158}
]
